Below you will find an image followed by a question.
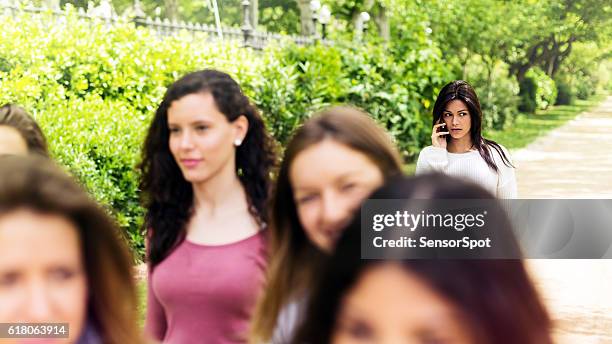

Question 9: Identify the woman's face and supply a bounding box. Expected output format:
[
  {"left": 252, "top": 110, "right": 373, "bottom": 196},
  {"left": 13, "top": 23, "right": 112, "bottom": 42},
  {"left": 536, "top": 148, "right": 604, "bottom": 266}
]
[
  {"left": 332, "top": 263, "right": 473, "bottom": 344},
  {"left": 442, "top": 100, "right": 472, "bottom": 141},
  {"left": 0, "top": 126, "right": 28, "bottom": 156},
  {"left": 168, "top": 92, "right": 247, "bottom": 185},
  {"left": 290, "top": 140, "right": 384, "bottom": 253},
  {"left": 0, "top": 209, "right": 88, "bottom": 344}
]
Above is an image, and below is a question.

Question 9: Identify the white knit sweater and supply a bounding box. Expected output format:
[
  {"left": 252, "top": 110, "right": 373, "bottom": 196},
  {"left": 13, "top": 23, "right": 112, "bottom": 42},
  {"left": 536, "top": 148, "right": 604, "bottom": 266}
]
[{"left": 415, "top": 145, "right": 517, "bottom": 199}]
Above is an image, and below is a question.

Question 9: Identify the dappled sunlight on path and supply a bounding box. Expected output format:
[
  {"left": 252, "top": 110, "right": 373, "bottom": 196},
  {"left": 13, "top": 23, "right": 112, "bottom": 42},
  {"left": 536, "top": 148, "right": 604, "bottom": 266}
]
[{"left": 514, "top": 96, "right": 612, "bottom": 343}]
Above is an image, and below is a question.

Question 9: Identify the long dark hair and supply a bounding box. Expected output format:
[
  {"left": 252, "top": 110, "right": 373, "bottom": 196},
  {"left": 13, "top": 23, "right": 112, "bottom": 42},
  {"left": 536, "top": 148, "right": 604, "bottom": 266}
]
[
  {"left": 0, "top": 155, "right": 142, "bottom": 344},
  {"left": 433, "top": 80, "right": 514, "bottom": 172},
  {"left": 139, "top": 69, "right": 277, "bottom": 267},
  {"left": 0, "top": 104, "right": 49, "bottom": 157},
  {"left": 294, "top": 174, "right": 551, "bottom": 344},
  {"left": 251, "top": 106, "right": 404, "bottom": 343}
]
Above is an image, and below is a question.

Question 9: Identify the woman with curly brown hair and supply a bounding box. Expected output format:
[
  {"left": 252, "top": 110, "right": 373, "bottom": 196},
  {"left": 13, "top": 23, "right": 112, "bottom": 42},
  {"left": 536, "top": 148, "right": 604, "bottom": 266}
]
[{"left": 139, "top": 69, "right": 277, "bottom": 344}]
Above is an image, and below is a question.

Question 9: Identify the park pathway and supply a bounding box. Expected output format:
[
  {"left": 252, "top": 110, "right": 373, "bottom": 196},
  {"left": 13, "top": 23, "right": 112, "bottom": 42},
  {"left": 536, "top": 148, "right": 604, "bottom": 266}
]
[
  {"left": 513, "top": 96, "right": 612, "bottom": 198},
  {"left": 512, "top": 96, "right": 612, "bottom": 343}
]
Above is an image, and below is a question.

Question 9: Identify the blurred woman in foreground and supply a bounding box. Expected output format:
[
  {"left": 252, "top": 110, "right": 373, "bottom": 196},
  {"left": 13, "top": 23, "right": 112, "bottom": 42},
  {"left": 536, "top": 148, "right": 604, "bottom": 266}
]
[
  {"left": 0, "top": 155, "right": 142, "bottom": 344},
  {"left": 251, "top": 106, "right": 403, "bottom": 343},
  {"left": 294, "top": 174, "right": 551, "bottom": 344}
]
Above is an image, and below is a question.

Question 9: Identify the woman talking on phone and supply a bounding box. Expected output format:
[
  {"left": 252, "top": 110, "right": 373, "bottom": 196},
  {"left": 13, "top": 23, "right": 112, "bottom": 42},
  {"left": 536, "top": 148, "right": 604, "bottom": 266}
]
[{"left": 415, "top": 80, "right": 517, "bottom": 198}]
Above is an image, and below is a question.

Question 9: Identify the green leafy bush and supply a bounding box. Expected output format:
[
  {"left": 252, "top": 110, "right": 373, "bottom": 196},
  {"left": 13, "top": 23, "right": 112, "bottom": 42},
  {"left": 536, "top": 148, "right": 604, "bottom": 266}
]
[
  {"left": 464, "top": 58, "right": 520, "bottom": 129},
  {"left": 555, "top": 42, "right": 605, "bottom": 100},
  {"left": 519, "top": 68, "right": 557, "bottom": 113},
  {"left": 254, "top": 41, "right": 453, "bottom": 160},
  {"left": 574, "top": 73, "right": 598, "bottom": 100},
  {"left": 253, "top": 43, "right": 350, "bottom": 144},
  {"left": 339, "top": 42, "right": 451, "bottom": 159}
]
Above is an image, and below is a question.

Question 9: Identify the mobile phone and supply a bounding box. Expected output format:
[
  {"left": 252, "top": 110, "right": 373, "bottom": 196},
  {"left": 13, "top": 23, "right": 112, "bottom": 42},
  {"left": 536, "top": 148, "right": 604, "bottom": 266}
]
[{"left": 436, "top": 122, "right": 446, "bottom": 134}]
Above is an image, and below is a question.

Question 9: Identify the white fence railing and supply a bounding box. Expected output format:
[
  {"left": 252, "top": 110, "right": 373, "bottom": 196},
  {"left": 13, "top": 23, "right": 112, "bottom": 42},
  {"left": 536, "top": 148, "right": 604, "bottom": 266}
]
[{"left": 0, "top": 1, "right": 323, "bottom": 49}]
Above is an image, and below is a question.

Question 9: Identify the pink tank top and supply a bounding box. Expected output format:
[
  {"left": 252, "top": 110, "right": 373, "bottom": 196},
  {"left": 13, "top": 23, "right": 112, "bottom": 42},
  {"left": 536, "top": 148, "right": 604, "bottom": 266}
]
[{"left": 145, "top": 231, "right": 267, "bottom": 344}]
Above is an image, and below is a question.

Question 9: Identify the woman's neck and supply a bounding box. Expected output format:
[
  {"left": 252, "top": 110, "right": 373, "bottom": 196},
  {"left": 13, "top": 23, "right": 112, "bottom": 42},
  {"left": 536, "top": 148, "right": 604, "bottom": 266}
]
[
  {"left": 447, "top": 136, "right": 474, "bottom": 153},
  {"left": 191, "top": 162, "right": 247, "bottom": 218}
]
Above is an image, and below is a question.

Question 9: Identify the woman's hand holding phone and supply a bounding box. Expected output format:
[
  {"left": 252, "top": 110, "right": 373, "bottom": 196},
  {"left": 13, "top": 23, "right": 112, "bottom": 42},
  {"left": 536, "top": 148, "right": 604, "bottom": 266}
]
[{"left": 431, "top": 120, "right": 449, "bottom": 149}]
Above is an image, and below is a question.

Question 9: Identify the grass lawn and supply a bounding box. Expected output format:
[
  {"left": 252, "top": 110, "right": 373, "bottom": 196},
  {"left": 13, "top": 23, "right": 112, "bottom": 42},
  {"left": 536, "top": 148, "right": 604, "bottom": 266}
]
[
  {"left": 404, "top": 94, "right": 607, "bottom": 175},
  {"left": 483, "top": 94, "right": 607, "bottom": 149}
]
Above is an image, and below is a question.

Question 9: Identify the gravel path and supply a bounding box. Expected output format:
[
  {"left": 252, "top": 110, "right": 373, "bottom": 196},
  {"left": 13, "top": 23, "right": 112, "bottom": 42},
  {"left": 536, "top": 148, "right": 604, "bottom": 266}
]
[{"left": 513, "top": 96, "right": 612, "bottom": 343}]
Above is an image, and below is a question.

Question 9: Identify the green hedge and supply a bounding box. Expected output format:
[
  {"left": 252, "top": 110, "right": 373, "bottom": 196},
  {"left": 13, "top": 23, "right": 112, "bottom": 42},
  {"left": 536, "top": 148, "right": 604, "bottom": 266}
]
[
  {"left": 253, "top": 41, "right": 453, "bottom": 159},
  {"left": 0, "top": 12, "right": 261, "bottom": 258},
  {"left": 0, "top": 11, "right": 514, "bottom": 258}
]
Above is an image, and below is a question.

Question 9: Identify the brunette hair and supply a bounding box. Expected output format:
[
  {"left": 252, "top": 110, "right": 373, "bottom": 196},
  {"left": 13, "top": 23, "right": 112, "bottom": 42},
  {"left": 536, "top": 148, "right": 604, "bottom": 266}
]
[
  {"left": 0, "top": 104, "right": 49, "bottom": 156},
  {"left": 139, "top": 69, "right": 277, "bottom": 267},
  {"left": 0, "top": 155, "right": 142, "bottom": 344},
  {"left": 250, "top": 106, "right": 403, "bottom": 342},
  {"left": 294, "top": 174, "right": 552, "bottom": 344},
  {"left": 433, "top": 80, "right": 513, "bottom": 172}
]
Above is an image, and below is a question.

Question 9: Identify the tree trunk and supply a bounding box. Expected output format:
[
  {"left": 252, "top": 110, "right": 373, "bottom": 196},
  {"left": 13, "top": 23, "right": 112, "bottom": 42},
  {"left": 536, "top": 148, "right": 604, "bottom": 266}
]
[
  {"left": 296, "top": 0, "right": 315, "bottom": 36},
  {"left": 250, "top": 0, "right": 259, "bottom": 30},
  {"left": 510, "top": 61, "right": 531, "bottom": 83},
  {"left": 545, "top": 38, "right": 559, "bottom": 77},
  {"left": 164, "top": 0, "right": 179, "bottom": 22},
  {"left": 374, "top": 4, "right": 390, "bottom": 42},
  {"left": 352, "top": 0, "right": 378, "bottom": 40},
  {"left": 516, "top": 64, "right": 530, "bottom": 83},
  {"left": 351, "top": 11, "right": 361, "bottom": 32},
  {"left": 509, "top": 39, "right": 548, "bottom": 82},
  {"left": 551, "top": 38, "right": 574, "bottom": 78},
  {"left": 546, "top": 54, "right": 556, "bottom": 76},
  {"left": 352, "top": 11, "right": 362, "bottom": 41}
]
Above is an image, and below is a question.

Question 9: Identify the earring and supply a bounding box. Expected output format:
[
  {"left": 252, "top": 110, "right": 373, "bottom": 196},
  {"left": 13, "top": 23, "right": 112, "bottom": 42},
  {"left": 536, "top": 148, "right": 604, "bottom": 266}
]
[{"left": 234, "top": 139, "right": 242, "bottom": 147}]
